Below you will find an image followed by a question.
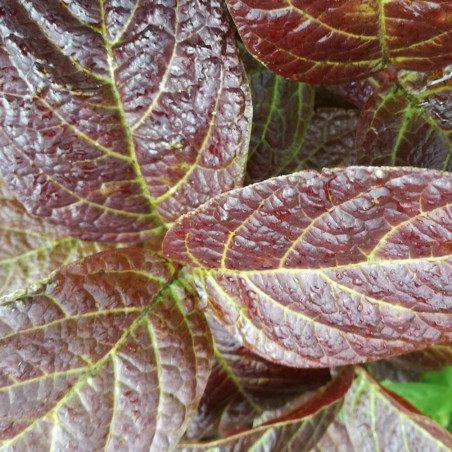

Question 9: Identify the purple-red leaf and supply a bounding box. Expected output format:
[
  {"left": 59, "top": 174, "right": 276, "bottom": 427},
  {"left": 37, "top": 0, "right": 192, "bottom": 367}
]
[
  {"left": 164, "top": 167, "right": 452, "bottom": 368},
  {"left": 0, "top": 0, "right": 251, "bottom": 243},
  {"left": 0, "top": 180, "right": 111, "bottom": 296},
  {"left": 344, "top": 367, "right": 452, "bottom": 451},
  {"left": 356, "top": 67, "right": 452, "bottom": 170},
  {"left": 226, "top": 0, "right": 452, "bottom": 83},
  {"left": 309, "top": 417, "right": 353, "bottom": 452},
  {"left": 0, "top": 248, "right": 213, "bottom": 451},
  {"left": 242, "top": 50, "right": 315, "bottom": 184},
  {"left": 178, "top": 367, "right": 354, "bottom": 451},
  {"left": 185, "top": 317, "right": 330, "bottom": 440}
]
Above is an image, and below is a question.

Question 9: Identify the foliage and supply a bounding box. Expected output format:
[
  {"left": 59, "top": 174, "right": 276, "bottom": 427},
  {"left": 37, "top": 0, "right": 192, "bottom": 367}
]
[{"left": 0, "top": 0, "right": 451, "bottom": 450}]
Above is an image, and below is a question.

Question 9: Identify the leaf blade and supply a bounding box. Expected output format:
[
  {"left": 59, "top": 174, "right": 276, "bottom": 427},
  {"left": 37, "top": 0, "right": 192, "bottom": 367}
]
[{"left": 164, "top": 167, "right": 452, "bottom": 368}]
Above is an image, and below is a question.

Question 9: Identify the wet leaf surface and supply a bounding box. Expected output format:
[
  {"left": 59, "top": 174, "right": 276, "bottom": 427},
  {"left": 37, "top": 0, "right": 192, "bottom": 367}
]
[
  {"left": 185, "top": 316, "right": 330, "bottom": 440},
  {"left": 0, "top": 248, "right": 213, "bottom": 451},
  {"left": 344, "top": 368, "right": 452, "bottom": 451},
  {"left": 178, "top": 367, "right": 353, "bottom": 451},
  {"left": 0, "top": 181, "right": 111, "bottom": 297},
  {"left": 356, "top": 67, "right": 452, "bottom": 171},
  {"left": 0, "top": 0, "right": 251, "bottom": 243},
  {"left": 164, "top": 167, "right": 452, "bottom": 368},
  {"left": 226, "top": 0, "right": 452, "bottom": 83}
]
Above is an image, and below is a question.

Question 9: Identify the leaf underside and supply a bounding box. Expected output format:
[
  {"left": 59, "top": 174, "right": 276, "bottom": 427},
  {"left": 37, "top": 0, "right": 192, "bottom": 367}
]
[
  {"left": 0, "top": 0, "right": 251, "bottom": 243},
  {"left": 164, "top": 167, "right": 452, "bottom": 368}
]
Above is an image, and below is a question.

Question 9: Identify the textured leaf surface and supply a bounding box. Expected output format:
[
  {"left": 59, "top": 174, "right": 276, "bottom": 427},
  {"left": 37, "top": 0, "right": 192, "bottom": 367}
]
[
  {"left": 226, "top": 0, "right": 452, "bottom": 83},
  {"left": 185, "top": 317, "right": 330, "bottom": 440},
  {"left": 0, "top": 181, "right": 110, "bottom": 297},
  {"left": 164, "top": 167, "right": 452, "bottom": 368},
  {"left": 344, "top": 368, "right": 452, "bottom": 451},
  {"left": 281, "top": 108, "right": 358, "bottom": 173},
  {"left": 0, "top": 248, "right": 213, "bottom": 451},
  {"left": 0, "top": 0, "right": 251, "bottom": 242},
  {"left": 243, "top": 51, "right": 314, "bottom": 184},
  {"left": 356, "top": 67, "right": 452, "bottom": 170},
  {"left": 309, "top": 417, "right": 353, "bottom": 452},
  {"left": 178, "top": 367, "right": 353, "bottom": 451}
]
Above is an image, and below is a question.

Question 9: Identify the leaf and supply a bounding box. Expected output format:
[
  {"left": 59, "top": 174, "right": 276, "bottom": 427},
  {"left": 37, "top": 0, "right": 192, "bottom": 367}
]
[
  {"left": 381, "top": 377, "right": 452, "bottom": 430},
  {"left": 225, "top": 0, "right": 452, "bottom": 83},
  {"left": 178, "top": 367, "right": 354, "bottom": 451},
  {"left": 242, "top": 50, "right": 315, "bottom": 184},
  {"left": 344, "top": 368, "right": 452, "bottom": 451},
  {"left": 0, "top": 180, "right": 112, "bottom": 297},
  {"left": 356, "top": 67, "right": 452, "bottom": 171},
  {"left": 0, "top": 248, "right": 213, "bottom": 451},
  {"left": 309, "top": 417, "right": 354, "bottom": 452},
  {"left": 281, "top": 108, "right": 359, "bottom": 173},
  {"left": 0, "top": 0, "right": 251, "bottom": 243},
  {"left": 185, "top": 316, "right": 330, "bottom": 440},
  {"left": 164, "top": 167, "right": 452, "bottom": 368}
]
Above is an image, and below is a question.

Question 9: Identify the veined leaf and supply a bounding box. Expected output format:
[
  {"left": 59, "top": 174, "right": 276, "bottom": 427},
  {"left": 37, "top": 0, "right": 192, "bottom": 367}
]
[
  {"left": 0, "top": 248, "right": 213, "bottom": 451},
  {"left": 225, "top": 0, "right": 452, "bottom": 83},
  {"left": 185, "top": 316, "right": 330, "bottom": 440},
  {"left": 0, "top": 0, "right": 251, "bottom": 243},
  {"left": 356, "top": 67, "right": 452, "bottom": 171},
  {"left": 309, "top": 417, "right": 353, "bottom": 452},
  {"left": 164, "top": 167, "right": 452, "bottom": 368},
  {"left": 242, "top": 50, "right": 315, "bottom": 184},
  {"left": 178, "top": 367, "right": 354, "bottom": 451},
  {"left": 0, "top": 181, "right": 111, "bottom": 297},
  {"left": 344, "top": 368, "right": 452, "bottom": 451}
]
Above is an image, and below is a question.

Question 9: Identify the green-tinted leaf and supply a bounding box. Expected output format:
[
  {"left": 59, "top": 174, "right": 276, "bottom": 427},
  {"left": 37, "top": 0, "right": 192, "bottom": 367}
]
[
  {"left": 178, "top": 367, "right": 354, "bottom": 451},
  {"left": 164, "top": 167, "right": 452, "bottom": 368},
  {"left": 0, "top": 0, "right": 251, "bottom": 243},
  {"left": 0, "top": 248, "right": 213, "bottom": 451},
  {"left": 226, "top": 0, "right": 452, "bottom": 83},
  {"left": 344, "top": 368, "right": 452, "bottom": 451},
  {"left": 356, "top": 67, "right": 452, "bottom": 171},
  {"left": 243, "top": 51, "right": 315, "bottom": 184},
  {"left": 185, "top": 317, "right": 330, "bottom": 440},
  {"left": 0, "top": 181, "right": 111, "bottom": 297}
]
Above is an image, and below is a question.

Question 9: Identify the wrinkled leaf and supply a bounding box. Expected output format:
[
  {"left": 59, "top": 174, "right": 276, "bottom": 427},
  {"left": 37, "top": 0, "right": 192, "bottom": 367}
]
[
  {"left": 164, "top": 167, "right": 452, "bottom": 368},
  {"left": 226, "top": 0, "right": 452, "bottom": 83},
  {"left": 242, "top": 50, "right": 315, "bottom": 184},
  {"left": 356, "top": 67, "right": 452, "bottom": 170},
  {"left": 178, "top": 367, "right": 354, "bottom": 451},
  {"left": 281, "top": 108, "right": 359, "bottom": 173},
  {"left": 344, "top": 368, "right": 452, "bottom": 451},
  {"left": 0, "top": 0, "right": 251, "bottom": 243},
  {"left": 0, "top": 248, "right": 213, "bottom": 451},
  {"left": 0, "top": 181, "right": 111, "bottom": 296},
  {"left": 309, "top": 416, "right": 354, "bottom": 452},
  {"left": 185, "top": 316, "right": 330, "bottom": 440}
]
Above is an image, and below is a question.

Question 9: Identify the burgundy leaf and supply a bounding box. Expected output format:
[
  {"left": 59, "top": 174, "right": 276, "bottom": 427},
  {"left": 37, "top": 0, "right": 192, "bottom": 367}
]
[
  {"left": 242, "top": 50, "right": 315, "bottom": 184},
  {"left": 164, "top": 167, "right": 452, "bottom": 368},
  {"left": 226, "top": 0, "right": 452, "bottom": 83},
  {"left": 0, "top": 248, "right": 213, "bottom": 451},
  {"left": 344, "top": 367, "right": 452, "bottom": 451},
  {"left": 0, "top": 180, "right": 112, "bottom": 297},
  {"left": 356, "top": 67, "right": 452, "bottom": 170},
  {"left": 309, "top": 417, "right": 354, "bottom": 452},
  {"left": 0, "top": 0, "right": 251, "bottom": 243},
  {"left": 178, "top": 367, "right": 354, "bottom": 451},
  {"left": 185, "top": 316, "right": 330, "bottom": 440}
]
